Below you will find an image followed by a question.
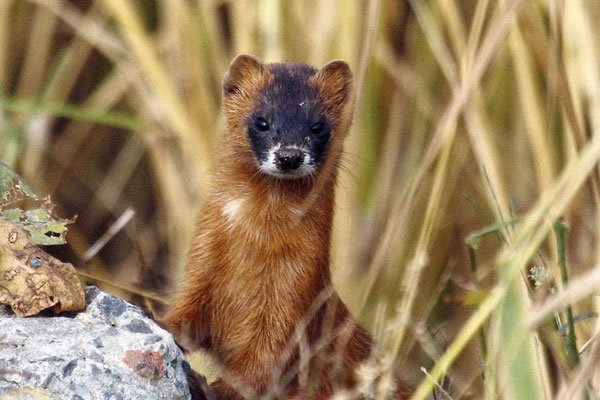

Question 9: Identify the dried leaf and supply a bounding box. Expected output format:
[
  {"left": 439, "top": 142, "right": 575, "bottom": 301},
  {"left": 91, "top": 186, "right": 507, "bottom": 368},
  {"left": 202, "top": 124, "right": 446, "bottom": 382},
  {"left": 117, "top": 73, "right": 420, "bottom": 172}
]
[{"left": 0, "top": 218, "right": 85, "bottom": 317}]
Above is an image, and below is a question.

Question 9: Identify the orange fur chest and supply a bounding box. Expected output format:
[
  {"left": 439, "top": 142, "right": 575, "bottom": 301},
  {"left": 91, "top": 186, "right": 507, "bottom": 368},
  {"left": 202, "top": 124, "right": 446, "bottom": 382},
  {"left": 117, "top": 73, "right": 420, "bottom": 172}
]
[{"left": 204, "top": 187, "right": 332, "bottom": 366}]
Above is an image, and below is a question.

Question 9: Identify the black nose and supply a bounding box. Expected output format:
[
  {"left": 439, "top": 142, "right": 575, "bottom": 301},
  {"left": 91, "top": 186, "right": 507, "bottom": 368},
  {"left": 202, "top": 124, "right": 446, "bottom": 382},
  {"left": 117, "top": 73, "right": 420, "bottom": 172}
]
[{"left": 275, "top": 148, "right": 304, "bottom": 171}]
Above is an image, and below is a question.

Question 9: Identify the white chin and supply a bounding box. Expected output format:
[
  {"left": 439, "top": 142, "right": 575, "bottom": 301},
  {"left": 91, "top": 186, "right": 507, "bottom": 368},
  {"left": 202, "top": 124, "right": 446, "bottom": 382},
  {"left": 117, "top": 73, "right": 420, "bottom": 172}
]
[{"left": 259, "top": 165, "right": 314, "bottom": 179}]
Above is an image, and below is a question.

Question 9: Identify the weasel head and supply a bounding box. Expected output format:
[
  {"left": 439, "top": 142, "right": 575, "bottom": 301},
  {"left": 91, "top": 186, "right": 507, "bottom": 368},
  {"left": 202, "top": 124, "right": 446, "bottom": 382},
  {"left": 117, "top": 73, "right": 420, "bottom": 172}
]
[{"left": 222, "top": 54, "right": 353, "bottom": 180}]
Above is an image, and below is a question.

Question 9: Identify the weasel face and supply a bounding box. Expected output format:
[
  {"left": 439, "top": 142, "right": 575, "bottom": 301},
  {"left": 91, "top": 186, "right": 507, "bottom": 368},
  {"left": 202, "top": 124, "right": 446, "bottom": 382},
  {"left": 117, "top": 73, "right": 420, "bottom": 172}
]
[
  {"left": 247, "top": 104, "right": 331, "bottom": 179},
  {"left": 249, "top": 116, "right": 330, "bottom": 179},
  {"left": 245, "top": 64, "right": 331, "bottom": 179},
  {"left": 223, "top": 55, "right": 353, "bottom": 180}
]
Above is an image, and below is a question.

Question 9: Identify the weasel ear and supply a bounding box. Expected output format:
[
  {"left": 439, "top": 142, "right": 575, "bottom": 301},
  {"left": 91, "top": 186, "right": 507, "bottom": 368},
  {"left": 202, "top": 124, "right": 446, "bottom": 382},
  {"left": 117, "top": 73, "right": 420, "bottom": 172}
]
[
  {"left": 313, "top": 60, "right": 353, "bottom": 105},
  {"left": 223, "top": 54, "right": 267, "bottom": 96}
]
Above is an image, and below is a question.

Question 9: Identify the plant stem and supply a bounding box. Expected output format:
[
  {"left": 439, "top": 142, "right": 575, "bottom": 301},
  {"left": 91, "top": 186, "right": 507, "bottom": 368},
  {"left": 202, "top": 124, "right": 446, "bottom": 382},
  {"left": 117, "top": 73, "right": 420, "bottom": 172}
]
[
  {"left": 468, "top": 245, "right": 488, "bottom": 361},
  {"left": 553, "top": 218, "right": 580, "bottom": 365}
]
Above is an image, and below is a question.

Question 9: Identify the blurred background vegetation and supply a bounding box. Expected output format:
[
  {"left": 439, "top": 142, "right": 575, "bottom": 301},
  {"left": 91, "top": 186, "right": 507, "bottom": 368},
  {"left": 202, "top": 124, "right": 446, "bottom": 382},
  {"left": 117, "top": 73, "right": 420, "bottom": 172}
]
[{"left": 2, "top": 0, "right": 600, "bottom": 398}]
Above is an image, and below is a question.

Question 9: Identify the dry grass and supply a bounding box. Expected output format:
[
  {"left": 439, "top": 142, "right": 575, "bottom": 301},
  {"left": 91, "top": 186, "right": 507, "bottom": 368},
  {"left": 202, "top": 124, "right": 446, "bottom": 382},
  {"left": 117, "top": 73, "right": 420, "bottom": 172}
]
[{"left": 2, "top": 0, "right": 600, "bottom": 398}]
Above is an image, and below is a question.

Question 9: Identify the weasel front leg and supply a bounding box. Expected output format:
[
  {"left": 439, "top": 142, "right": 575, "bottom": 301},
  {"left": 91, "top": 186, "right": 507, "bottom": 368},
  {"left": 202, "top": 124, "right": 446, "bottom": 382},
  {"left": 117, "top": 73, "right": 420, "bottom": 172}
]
[
  {"left": 161, "top": 219, "right": 217, "bottom": 350},
  {"left": 160, "top": 266, "right": 212, "bottom": 352}
]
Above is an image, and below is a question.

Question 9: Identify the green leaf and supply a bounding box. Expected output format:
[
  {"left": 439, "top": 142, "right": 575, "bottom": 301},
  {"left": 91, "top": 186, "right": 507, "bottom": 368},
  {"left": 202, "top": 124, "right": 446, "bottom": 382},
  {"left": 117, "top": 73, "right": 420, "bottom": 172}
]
[
  {"left": 1, "top": 208, "right": 23, "bottom": 223},
  {"left": 0, "top": 163, "right": 72, "bottom": 245},
  {"left": 3, "top": 97, "right": 140, "bottom": 131},
  {"left": 465, "top": 218, "right": 519, "bottom": 248},
  {"left": 0, "top": 161, "right": 38, "bottom": 202},
  {"left": 463, "top": 289, "right": 490, "bottom": 306},
  {"left": 13, "top": 204, "right": 72, "bottom": 245}
]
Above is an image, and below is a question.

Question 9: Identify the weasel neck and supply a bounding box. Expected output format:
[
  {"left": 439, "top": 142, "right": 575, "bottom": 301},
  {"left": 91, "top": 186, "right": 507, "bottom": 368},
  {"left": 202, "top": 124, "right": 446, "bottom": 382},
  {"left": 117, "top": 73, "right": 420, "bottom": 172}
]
[
  {"left": 210, "top": 152, "right": 338, "bottom": 284},
  {"left": 214, "top": 151, "right": 338, "bottom": 216}
]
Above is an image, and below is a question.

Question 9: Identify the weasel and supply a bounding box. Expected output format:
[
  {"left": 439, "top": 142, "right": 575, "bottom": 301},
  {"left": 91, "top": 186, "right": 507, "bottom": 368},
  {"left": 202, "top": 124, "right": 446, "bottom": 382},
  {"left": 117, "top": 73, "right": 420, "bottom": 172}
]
[{"left": 161, "top": 54, "right": 412, "bottom": 399}]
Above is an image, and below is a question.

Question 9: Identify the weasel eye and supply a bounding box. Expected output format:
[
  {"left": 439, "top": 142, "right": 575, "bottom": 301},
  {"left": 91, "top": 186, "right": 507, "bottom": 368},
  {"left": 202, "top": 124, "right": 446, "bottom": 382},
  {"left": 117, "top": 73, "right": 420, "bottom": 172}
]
[
  {"left": 310, "top": 122, "right": 324, "bottom": 134},
  {"left": 255, "top": 117, "right": 270, "bottom": 132}
]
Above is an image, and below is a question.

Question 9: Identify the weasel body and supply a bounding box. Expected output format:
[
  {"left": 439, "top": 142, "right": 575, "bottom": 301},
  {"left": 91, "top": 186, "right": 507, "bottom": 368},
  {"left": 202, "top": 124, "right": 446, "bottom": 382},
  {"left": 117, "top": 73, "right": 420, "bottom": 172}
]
[{"left": 162, "top": 55, "right": 411, "bottom": 399}]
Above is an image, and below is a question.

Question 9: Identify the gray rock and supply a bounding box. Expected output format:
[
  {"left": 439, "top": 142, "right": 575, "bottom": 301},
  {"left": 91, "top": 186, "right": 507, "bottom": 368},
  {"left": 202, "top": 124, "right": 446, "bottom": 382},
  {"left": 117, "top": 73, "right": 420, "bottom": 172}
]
[{"left": 0, "top": 286, "right": 191, "bottom": 400}]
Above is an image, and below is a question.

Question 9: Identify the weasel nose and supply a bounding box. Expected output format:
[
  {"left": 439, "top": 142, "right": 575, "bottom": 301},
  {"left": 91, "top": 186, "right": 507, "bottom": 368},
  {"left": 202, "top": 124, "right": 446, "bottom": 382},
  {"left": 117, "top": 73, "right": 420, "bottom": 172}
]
[{"left": 275, "top": 148, "right": 304, "bottom": 171}]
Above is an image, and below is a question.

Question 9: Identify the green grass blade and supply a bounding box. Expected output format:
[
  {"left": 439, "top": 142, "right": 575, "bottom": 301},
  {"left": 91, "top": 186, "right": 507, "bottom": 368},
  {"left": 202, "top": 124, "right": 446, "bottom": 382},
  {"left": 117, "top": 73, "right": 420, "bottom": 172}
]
[{"left": 3, "top": 97, "right": 140, "bottom": 131}]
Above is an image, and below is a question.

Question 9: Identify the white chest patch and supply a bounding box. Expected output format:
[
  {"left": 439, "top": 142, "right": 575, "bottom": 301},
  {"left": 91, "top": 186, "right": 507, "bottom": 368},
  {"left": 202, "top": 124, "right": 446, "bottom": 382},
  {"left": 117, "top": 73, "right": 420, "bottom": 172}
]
[{"left": 222, "top": 198, "right": 246, "bottom": 222}]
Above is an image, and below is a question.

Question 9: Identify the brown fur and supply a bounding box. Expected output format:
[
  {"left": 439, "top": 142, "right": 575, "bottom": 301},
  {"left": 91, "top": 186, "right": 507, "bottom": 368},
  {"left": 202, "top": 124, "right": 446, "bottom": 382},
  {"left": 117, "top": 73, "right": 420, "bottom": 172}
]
[{"left": 161, "top": 55, "right": 411, "bottom": 399}]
